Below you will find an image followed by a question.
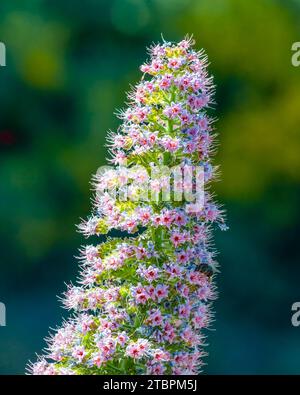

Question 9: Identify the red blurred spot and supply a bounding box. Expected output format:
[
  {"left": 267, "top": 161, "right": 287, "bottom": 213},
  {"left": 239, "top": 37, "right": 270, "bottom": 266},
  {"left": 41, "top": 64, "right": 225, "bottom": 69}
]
[{"left": 0, "top": 130, "right": 16, "bottom": 145}]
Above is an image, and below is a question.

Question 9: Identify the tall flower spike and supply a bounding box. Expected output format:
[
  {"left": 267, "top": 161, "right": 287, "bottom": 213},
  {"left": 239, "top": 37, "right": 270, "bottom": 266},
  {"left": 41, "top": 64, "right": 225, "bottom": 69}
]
[{"left": 28, "top": 37, "right": 227, "bottom": 375}]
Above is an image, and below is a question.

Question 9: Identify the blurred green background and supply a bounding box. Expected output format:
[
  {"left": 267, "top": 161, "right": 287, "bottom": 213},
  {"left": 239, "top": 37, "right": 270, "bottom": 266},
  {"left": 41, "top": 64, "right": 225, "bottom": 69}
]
[{"left": 1, "top": 0, "right": 300, "bottom": 374}]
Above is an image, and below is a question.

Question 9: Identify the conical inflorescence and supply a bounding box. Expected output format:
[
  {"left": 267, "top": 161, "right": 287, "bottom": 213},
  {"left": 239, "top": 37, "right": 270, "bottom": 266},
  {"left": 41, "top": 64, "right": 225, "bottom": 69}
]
[{"left": 29, "top": 37, "right": 227, "bottom": 375}]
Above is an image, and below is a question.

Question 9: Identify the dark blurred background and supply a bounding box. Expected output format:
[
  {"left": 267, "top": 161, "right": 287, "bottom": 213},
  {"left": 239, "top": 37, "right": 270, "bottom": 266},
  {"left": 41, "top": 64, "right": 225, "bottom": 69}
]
[{"left": 0, "top": 0, "right": 300, "bottom": 374}]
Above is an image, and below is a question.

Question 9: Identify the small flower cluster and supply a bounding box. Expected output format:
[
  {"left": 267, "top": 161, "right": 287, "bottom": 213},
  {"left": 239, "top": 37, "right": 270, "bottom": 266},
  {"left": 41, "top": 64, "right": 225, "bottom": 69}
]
[{"left": 28, "top": 37, "right": 227, "bottom": 375}]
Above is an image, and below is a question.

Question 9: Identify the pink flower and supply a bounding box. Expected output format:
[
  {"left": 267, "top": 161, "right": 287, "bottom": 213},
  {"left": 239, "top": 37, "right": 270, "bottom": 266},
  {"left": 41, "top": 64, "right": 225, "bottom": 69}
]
[
  {"left": 97, "top": 338, "right": 116, "bottom": 357},
  {"left": 152, "top": 348, "right": 170, "bottom": 362},
  {"left": 183, "top": 141, "right": 197, "bottom": 154},
  {"left": 159, "top": 75, "right": 172, "bottom": 90},
  {"left": 168, "top": 57, "right": 183, "bottom": 69},
  {"left": 126, "top": 339, "right": 149, "bottom": 359},
  {"left": 151, "top": 59, "right": 164, "bottom": 73},
  {"left": 163, "top": 103, "right": 182, "bottom": 119},
  {"left": 92, "top": 352, "right": 104, "bottom": 368},
  {"left": 77, "top": 217, "right": 100, "bottom": 237},
  {"left": 178, "top": 39, "right": 192, "bottom": 50},
  {"left": 205, "top": 205, "right": 219, "bottom": 221},
  {"left": 192, "top": 313, "right": 206, "bottom": 329},
  {"left": 161, "top": 211, "right": 173, "bottom": 227},
  {"left": 136, "top": 293, "right": 149, "bottom": 304},
  {"left": 132, "top": 284, "right": 150, "bottom": 305},
  {"left": 170, "top": 231, "right": 184, "bottom": 247},
  {"left": 145, "top": 285, "right": 156, "bottom": 300},
  {"left": 72, "top": 346, "right": 86, "bottom": 363},
  {"left": 178, "top": 284, "right": 190, "bottom": 298},
  {"left": 140, "top": 64, "right": 151, "bottom": 73},
  {"left": 181, "top": 326, "right": 196, "bottom": 345},
  {"left": 33, "top": 361, "right": 47, "bottom": 375},
  {"left": 161, "top": 137, "right": 180, "bottom": 152},
  {"left": 148, "top": 363, "right": 166, "bottom": 375},
  {"left": 198, "top": 116, "right": 208, "bottom": 131},
  {"left": 164, "top": 263, "right": 182, "bottom": 279},
  {"left": 179, "top": 111, "right": 191, "bottom": 125},
  {"left": 144, "top": 266, "right": 159, "bottom": 282},
  {"left": 145, "top": 82, "right": 155, "bottom": 92},
  {"left": 155, "top": 284, "right": 169, "bottom": 301},
  {"left": 125, "top": 344, "right": 141, "bottom": 359},
  {"left": 137, "top": 338, "right": 150, "bottom": 353},
  {"left": 147, "top": 309, "right": 163, "bottom": 327},
  {"left": 117, "top": 332, "right": 129, "bottom": 346},
  {"left": 153, "top": 215, "right": 162, "bottom": 227},
  {"left": 138, "top": 207, "right": 152, "bottom": 225},
  {"left": 83, "top": 245, "right": 99, "bottom": 262},
  {"left": 173, "top": 211, "right": 187, "bottom": 227},
  {"left": 123, "top": 219, "right": 138, "bottom": 233},
  {"left": 151, "top": 44, "right": 165, "bottom": 57},
  {"left": 147, "top": 132, "right": 158, "bottom": 145},
  {"left": 197, "top": 285, "right": 213, "bottom": 300},
  {"left": 178, "top": 304, "right": 191, "bottom": 318},
  {"left": 187, "top": 126, "right": 199, "bottom": 137},
  {"left": 176, "top": 250, "right": 189, "bottom": 264},
  {"left": 190, "top": 60, "right": 203, "bottom": 73},
  {"left": 112, "top": 151, "right": 127, "bottom": 165},
  {"left": 135, "top": 246, "right": 147, "bottom": 259},
  {"left": 80, "top": 315, "right": 95, "bottom": 334},
  {"left": 176, "top": 75, "right": 192, "bottom": 91},
  {"left": 187, "top": 270, "right": 204, "bottom": 285}
]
